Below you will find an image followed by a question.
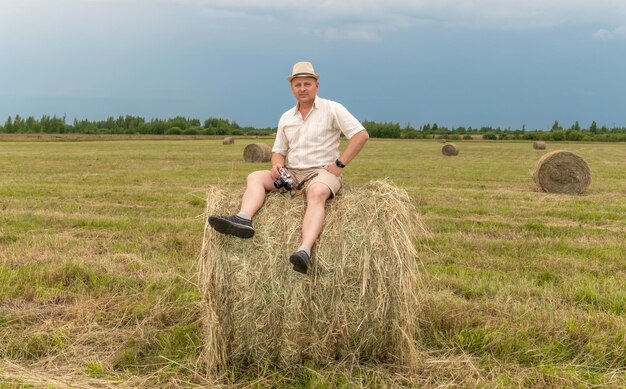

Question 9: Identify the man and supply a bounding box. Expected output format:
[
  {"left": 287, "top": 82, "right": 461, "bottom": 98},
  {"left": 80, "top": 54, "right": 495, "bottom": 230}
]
[{"left": 209, "top": 61, "right": 369, "bottom": 274}]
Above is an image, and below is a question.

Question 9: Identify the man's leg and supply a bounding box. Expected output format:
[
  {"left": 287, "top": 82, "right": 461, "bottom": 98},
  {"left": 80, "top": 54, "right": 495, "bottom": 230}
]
[
  {"left": 290, "top": 182, "right": 331, "bottom": 273},
  {"left": 301, "top": 182, "right": 332, "bottom": 247},
  {"left": 240, "top": 170, "right": 277, "bottom": 217},
  {"left": 209, "top": 170, "right": 276, "bottom": 238}
]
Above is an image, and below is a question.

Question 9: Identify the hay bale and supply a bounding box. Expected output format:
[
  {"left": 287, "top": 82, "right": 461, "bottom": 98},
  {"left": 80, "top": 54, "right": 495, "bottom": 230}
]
[
  {"left": 198, "top": 180, "right": 428, "bottom": 375},
  {"left": 441, "top": 143, "right": 459, "bottom": 156},
  {"left": 243, "top": 143, "right": 271, "bottom": 162},
  {"left": 223, "top": 137, "right": 235, "bottom": 145},
  {"left": 532, "top": 150, "right": 591, "bottom": 194},
  {"left": 533, "top": 141, "right": 546, "bottom": 150}
]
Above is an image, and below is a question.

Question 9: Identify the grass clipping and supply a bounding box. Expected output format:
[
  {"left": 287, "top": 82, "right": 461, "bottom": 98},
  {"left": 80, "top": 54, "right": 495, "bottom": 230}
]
[
  {"left": 532, "top": 150, "right": 591, "bottom": 194},
  {"left": 198, "top": 180, "right": 426, "bottom": 375}
]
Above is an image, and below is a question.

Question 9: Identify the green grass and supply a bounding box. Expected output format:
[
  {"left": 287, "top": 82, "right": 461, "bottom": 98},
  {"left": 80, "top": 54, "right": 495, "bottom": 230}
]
[{"left": 0, "top": 138, "right": 624, "bottom": 387}]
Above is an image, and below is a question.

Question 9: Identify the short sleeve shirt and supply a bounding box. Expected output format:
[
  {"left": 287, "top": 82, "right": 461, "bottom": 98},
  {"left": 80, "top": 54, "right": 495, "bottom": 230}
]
[{"left": 272, "top": 96, "right": 365, "bottom": 169}]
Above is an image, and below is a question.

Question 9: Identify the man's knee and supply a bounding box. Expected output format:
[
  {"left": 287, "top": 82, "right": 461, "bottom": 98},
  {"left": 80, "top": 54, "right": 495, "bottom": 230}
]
[
  {"left": 247, "top": 170, "right": 275, "bottom": 190},
  {"left": 247, "top": 170, "right": 269, "bottom": 183},
  {"left": 306, "top": 182, "right": 332, "bottom": 201}
]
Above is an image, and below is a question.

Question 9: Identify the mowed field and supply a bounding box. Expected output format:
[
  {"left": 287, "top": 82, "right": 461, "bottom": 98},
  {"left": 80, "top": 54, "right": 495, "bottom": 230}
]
[{"left": 0, "top": 138, "right": 624, "bottom": 388}]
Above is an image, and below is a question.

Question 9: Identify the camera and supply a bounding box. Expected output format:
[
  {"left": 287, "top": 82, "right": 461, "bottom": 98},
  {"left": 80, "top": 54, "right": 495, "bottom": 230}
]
[{"left": 274, "top": 168, "right": 295, "bottom": 191}]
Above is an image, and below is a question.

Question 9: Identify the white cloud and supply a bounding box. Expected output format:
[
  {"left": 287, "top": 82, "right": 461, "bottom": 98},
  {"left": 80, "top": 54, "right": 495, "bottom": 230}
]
[
  {"left": 3, "top": 0, "right": 626, "bottom": 42},
  {"left": 175, "top": 0, "right": 626, "bottom": 25},
  {"left": 593, "top": 29, "right": 613, "bottom": 40},
  {"left": 169, "top": 0, "right": 626, "bottom": 40},
  {"left": 593, "top": 25, "right": 626, "bottom": 40}
]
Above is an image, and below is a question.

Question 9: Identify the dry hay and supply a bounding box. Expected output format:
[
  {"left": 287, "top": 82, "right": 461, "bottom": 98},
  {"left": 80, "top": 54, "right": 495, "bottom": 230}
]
[
  {"left": 0, "top": 360, "right": 124, "bottom": 388},
  {"left": 223, "top": 136, "right": 235, "bottom": 145},
  {"left": 198, "top": 180, "right": 428, "bottom": 376},
  {"left": 441, "top": 143, "right": 459, "bottom": 156},
  {"left": 243, "top": 143, "right": 271, "bottom": 162},
  {"left": 532, "top": 150, "right": 591, "bottom": 194},
  {"left": 533, "top": 141, "right": 546, "bottom": 150}
]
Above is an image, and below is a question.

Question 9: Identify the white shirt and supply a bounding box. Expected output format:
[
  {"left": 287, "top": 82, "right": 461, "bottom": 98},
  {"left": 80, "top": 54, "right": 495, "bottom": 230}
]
[{"left": 272, "top": 96, "right": 365, "bottom": 169}]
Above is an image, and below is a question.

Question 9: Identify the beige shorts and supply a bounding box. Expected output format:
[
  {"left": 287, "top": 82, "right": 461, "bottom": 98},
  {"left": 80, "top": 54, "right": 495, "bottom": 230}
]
[{"left": 287, "top": 167, "right": 343, "bottom": 197}]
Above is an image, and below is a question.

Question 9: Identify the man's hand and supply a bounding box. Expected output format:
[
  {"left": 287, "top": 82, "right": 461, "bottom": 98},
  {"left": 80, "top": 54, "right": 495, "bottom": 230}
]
[
  {"left": 270, "top": 152, "right": 286, "bottom": 179},
  {"left": 327, "top": 163, "right": 343, "bottom": 177},
  {"left": 271, "top": 163, "right": 283, "bottom": 179}
]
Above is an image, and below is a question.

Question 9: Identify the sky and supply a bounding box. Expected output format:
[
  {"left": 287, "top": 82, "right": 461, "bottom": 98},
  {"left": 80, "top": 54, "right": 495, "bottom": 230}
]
[{"left": 1, "top": 0, "right": 625, "bottom": 130}]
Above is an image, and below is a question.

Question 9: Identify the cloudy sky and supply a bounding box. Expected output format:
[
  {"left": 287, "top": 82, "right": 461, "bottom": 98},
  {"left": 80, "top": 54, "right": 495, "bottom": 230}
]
[{"left": 1, "top": 0, "right": 625, "bottom": 130}]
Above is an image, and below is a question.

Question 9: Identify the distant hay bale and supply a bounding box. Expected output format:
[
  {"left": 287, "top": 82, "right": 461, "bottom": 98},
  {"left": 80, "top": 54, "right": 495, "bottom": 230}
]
[
  {"left": 198, "top": 180, "right": 428, "bottom": 376},
  {"left": 222, "top": 137, "right": 235, "bottom": 145},
  {"left": 533, "top": 141, "right": 546, "bottom": 150},
  {"left": 441, "top": 143, "right": 459, "bottom": 156},
  {"left": 439, "top": 138, "right": 447, "bottom": 144},
  {"left": 532, "top": 150, "right": 591, "bottom": 194},
  {"left": 243, "top": 143, "right": 271, "bottom": 162}
]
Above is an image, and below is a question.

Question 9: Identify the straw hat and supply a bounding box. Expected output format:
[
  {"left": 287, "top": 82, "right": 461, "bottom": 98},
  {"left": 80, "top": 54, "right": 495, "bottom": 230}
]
[{"left": 287, "top": 61, "right": 320, "bottom": 82}]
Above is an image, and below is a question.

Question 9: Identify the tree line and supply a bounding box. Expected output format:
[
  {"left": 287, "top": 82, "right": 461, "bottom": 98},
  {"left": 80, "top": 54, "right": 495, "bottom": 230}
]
[
  {"left": 0, "top": 115, "right": 274, "bottom": 136},
  {"left": 363, "top": 120, "right": 626, "bottom": 142},
  {"left": 1, "top": 115, "right": 625, "bottom": 142}
]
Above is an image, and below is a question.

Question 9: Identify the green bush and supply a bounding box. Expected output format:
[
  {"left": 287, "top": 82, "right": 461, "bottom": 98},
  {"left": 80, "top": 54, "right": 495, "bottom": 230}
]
[
  {"left": 165, "top": 127, "right": 182, "bottom": 135},
  {"left": 182, "top": 127, "right": 200, "bottom": 135}
]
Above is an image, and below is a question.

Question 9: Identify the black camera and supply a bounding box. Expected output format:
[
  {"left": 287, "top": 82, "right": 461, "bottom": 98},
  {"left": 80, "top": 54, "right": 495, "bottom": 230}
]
[{"left": 274, "top": 168, "right": 295, "bottom": 191}]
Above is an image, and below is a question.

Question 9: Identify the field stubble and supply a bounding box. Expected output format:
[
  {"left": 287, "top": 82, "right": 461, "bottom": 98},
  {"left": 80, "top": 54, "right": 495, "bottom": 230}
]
[{"left": 0, "top": 138, "right": 624, "bottom": 387}]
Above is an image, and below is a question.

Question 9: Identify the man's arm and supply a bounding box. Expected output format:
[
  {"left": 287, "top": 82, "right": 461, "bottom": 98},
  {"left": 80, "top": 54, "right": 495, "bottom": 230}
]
[
  {"left": 328, "top": 129, "right": 369, "bottom": 176},
  {"left": 270, "top": 152, "right": 286, "bottom": 179}
]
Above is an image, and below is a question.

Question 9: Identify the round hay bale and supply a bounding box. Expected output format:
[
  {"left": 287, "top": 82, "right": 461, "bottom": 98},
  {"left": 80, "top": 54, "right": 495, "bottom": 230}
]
[
  {"left": 222, "top": 136, "right": 235, "bottom": 145},
  {"left": 533, "top": 141, "right": 546, "bottom": 150},
  {"left": 532, "top": 150, "right": 591, "bottom": 194},
  {"left": 243, "top": 143, "right": 271, "bottom": 162},
  {"left": 198, "top": 180, "right": 428, "bottom": 375},
  {"left": 441, "top": 143, "right": 459, "bottom": 156}
]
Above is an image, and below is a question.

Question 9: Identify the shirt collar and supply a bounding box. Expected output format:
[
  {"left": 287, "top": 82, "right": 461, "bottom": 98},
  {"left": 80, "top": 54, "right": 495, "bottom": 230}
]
[{"left": 292, "top": 95, "right": 320, "bottom": 116}]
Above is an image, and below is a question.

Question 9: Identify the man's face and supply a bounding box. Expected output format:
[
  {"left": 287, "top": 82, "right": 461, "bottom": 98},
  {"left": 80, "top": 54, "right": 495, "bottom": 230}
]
[{"left": 290, "top": 77, "right": 319, "bottom": 105}]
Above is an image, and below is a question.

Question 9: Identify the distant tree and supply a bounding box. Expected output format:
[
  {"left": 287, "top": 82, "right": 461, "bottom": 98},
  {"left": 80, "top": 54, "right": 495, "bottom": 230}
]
[
  {"left": 3, "top": 116, "right": 14, "bottom": 133},
  {"left": 552, "top": 129, "right": 566, "bottom": 141},
  {"left": 566, "top": 129, "right": 583, "bottom": 141},
  {"left": 551, "top": 120, "right": 562, "bottom": 131},
  {"left": 362, "top": 120, "right": 401, "bottom": 138},
  {"left": 40, "top": 115, "right": 67, "bottom": 133},
  {"left": 589, "top": 121, "right": 598, "bottom": 133}
]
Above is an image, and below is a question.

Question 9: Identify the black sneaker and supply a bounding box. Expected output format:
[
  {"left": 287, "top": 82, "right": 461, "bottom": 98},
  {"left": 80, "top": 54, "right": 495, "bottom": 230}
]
[
  {"left": 289, "top": 250, "right": 310, "bottom": 274},
  {"left": 208, "top": 215, "right": 255, "bottom": 238}
]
